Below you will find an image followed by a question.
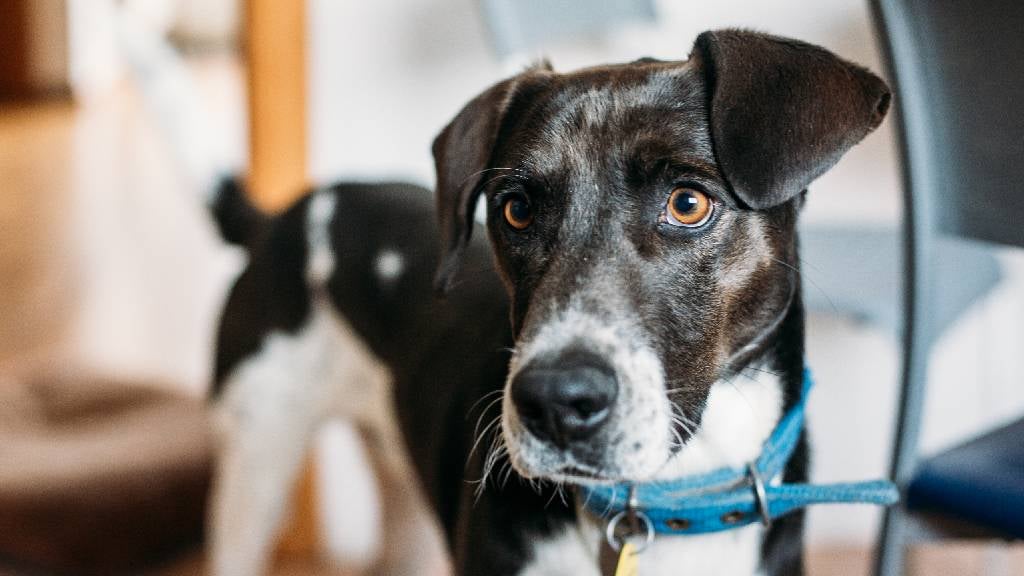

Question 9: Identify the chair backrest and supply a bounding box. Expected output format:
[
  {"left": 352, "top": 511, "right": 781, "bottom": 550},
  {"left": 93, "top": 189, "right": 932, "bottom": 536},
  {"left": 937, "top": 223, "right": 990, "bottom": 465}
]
[
  {"left": 871, "top": 3, "right": 1024, "bottom": 573},
  {"left": 873, "top": 0, "right": 1024, "bottom": 486},
  {"left": 877, "top": 0, "right": 1024, "bottom": 249}
]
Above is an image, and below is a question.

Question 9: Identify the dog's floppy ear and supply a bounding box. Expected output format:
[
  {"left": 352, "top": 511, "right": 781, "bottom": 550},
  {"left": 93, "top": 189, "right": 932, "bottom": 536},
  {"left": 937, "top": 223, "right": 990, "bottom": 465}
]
[
  {"left": 692, "top": 29, "right": 891, "bottom": 209},
  {"left": 432, "top": 65, "right": 551, "bottom": 294}
]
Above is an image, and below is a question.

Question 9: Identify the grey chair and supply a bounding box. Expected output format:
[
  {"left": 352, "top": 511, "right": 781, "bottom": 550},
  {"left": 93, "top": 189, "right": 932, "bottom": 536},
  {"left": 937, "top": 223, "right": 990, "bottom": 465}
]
[{"left": 869, "top": 0, "right": 1024, "bottom": 574}]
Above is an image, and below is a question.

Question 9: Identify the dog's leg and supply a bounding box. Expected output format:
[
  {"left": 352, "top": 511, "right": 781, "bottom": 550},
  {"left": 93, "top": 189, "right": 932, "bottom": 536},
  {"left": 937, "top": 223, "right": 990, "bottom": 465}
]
[
  {"left": 319, "top": 418, "right": 451, "bottom": 576},
  {"left": 209, "top": 359, "right": 325, "bottom": 576},
  {"left": 296, "top": 301, "right": 451, "bottom": 576},
  {"left": 360, "top": 417, "right": 452, "bottom": 576},
  {"left": 323, "top": 328, "right": 451, "bottom": 575}
]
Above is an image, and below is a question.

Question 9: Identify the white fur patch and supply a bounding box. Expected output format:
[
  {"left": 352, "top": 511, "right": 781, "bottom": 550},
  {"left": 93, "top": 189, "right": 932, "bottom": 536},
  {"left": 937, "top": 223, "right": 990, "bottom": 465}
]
[
  {"left": 654, "top": 366, "right": 783, "bottom": 479},
  {"left": 306, "top": 189, "right": 337, "bottom": 286},
  {"left": 318, "top": 421, "right": 383, "bottom": 566},
  {"left": 518, "top": 526, "right": 600, "bottom": 576},
  {"left": 374, "top": 248, "right": 405, "bottom": 284}
]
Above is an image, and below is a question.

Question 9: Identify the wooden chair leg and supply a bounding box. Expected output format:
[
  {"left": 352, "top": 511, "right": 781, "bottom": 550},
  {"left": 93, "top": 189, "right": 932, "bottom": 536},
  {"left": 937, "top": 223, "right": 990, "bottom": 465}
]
[
  {"left": 244, "top": 0, "right": 308, "bottom": 212},
  {"left": 276, "top": 457, "right": 321, "bottom": 559},
  {"left": 243, "top": 0, "right": 318, "bottom": 562}
]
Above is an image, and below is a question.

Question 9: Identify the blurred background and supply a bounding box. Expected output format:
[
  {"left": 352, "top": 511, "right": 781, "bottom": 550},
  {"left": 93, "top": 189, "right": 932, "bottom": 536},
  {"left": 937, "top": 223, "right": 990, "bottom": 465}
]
[{"left": 1, "top": 0, "right": 1022, "bottom": 574}]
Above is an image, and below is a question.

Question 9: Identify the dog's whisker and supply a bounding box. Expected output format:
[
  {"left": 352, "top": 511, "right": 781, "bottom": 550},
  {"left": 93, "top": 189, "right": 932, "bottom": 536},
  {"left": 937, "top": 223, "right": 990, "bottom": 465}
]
[
  {"left": 738, "top": 365, "right": 783, "bottom": 379},
  {"left": 469, "top": 399, "right": 502, "bottom": 443},
  {"left": 470, "top": 396, "right": 503, "bottom": 435},
  {"left": 671, "top": 412, "right": 696, "bottom": 430},
  {"left": 668, "top": 401, "right": 699, "bottom": 428},
  {"left": 797, "top": 254, "right": 827, "bottom": 276},
  {"left": 580, "top": 483, "right": 594, "bottom": 509},
  {"left": 600, "top": 487, "right": 619, "bottom": 518},
  {"left": 485, "top": 448, "right": 507, "bottom": 484},
  {"left": 483, "top": 437, "right": 506, "bottom": 474},
  {"left": 670, "top": 411, "right": 697, "bottom": 432},
  {"left": 529, "top": 478, "right": 543, "bottom": 495},
  {"left": 477, "top": 172, "right": 528, "bottom": 192},
  {"left": 544, "top": 485, "right": 562, "bottom": 509},
  {"left": 663, "top": 385, "right": 699, "bottom": 395},
  {"left": 466, "top": 389, "right": 503, "bottom": 419},
  {"left": 720, "top": 373, "right": 759, "bottom": 417},
  {"left": 668, "top": 402, "right": 698, "bottom": 441},
  {"left": 733, "top": 369, "right": 771, "bottom": 387},
  {"left": 468, "top": 414, "right": 503, "bottom": 463},
  {"left": 768, "top": 255, "right": 839, "bottom": 315},
  {"left": 499, "top": 460, "right": 515, "bottom": 489},
  {"left": 668, "top": 419, "right": 687, "bottom": 450},
  {"left": 669, "top": 414, "right": 696, "bottom": 440},
  {"left": 476, "top": 439, "right": 508, "bottom": 500},
  {"left": 457, "top": 166, "right": 516, "bottom": 189}
]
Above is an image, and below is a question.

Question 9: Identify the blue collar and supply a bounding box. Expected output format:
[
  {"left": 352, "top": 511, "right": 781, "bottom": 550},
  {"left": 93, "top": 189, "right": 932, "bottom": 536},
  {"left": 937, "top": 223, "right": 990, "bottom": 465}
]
[{"left": 579, "top": 370, "right": 898, "bottom": 536}]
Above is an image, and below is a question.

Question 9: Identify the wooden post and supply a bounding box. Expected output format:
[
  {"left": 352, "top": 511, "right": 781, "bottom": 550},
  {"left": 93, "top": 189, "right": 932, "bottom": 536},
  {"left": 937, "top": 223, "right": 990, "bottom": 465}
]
[
  {"left": 243, "top": 0, "right": 319, "bottom": 560},
  {"left": 245, "top": 0, "right": 308, "bottom": 212}
]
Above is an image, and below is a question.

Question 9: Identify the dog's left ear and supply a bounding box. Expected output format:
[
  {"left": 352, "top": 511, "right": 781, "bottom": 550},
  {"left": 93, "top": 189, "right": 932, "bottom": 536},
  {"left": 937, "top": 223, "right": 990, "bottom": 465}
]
[
  {"left": 432, "top": 64, "right": 552, "bottom": 294},
  {"left": 692, "top": 29, "right": 891, "bottom": 209}
]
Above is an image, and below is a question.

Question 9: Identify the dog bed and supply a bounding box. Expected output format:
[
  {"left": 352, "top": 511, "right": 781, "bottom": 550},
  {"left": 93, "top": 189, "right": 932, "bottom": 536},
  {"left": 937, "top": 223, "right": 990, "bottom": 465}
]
[{"left": 0, "top": 369, "right": 212, "bottom": 575}]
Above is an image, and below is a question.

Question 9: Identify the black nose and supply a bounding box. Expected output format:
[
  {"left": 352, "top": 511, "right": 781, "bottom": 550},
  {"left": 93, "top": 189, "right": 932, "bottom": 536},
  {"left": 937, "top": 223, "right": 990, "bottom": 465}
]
[{"left": 511, "top": 350, "right": 618, "bottom": 448}]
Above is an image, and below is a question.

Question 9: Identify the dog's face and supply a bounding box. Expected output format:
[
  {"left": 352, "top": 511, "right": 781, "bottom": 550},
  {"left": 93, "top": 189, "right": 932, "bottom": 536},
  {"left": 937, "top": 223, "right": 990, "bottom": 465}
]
[{"left": 434, "top": 30, "right": 889, "bottom": 483}]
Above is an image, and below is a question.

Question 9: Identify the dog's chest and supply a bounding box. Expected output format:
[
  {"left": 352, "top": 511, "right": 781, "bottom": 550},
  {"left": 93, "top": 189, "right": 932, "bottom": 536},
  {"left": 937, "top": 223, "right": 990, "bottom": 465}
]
[{"left": 520, "top": 522, "right": 765, "bottom": 576}]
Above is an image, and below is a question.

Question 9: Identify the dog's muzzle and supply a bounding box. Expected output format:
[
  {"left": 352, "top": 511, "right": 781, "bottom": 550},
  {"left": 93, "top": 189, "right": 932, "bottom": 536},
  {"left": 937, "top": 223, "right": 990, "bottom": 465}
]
[{"left": 510, "top": 348, "right": 618, "bottom": 449}]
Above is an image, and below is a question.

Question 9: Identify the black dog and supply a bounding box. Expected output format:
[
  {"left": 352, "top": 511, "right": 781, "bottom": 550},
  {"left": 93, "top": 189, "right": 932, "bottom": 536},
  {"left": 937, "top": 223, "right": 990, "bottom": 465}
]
[
  {"left": 208, "top": 29, "right": 890, "bottom": 576},
  {"left": 428, "top": 29, "right": 890, "bottom": 575}
]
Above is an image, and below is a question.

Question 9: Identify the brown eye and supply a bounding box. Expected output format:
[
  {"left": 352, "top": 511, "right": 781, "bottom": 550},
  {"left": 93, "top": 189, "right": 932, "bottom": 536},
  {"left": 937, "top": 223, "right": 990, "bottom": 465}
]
[
  {"left": 665, "top": 187, "right": 713, "bottom": 227},
  {"left": 503, "top": 196, "right": 533, "bottom": 230}
]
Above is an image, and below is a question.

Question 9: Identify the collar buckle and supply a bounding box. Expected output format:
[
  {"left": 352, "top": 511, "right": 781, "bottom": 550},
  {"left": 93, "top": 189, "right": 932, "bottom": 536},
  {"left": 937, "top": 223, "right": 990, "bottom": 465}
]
[{"left": 747, "top": 462, "right": 772, "bottom": 528}]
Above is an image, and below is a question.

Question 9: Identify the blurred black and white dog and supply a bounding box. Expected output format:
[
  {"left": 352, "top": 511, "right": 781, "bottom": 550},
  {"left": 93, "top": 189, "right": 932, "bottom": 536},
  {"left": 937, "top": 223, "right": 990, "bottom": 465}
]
[{"left": 206, "top": 179, "right": 506, "bottom": 576}]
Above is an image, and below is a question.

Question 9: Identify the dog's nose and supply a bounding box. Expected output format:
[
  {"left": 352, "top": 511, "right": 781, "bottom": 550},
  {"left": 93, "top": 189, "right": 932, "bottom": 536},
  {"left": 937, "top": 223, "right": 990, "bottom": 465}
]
[{"left": 511, "top": 351, "right": 617, "bottom": 448}]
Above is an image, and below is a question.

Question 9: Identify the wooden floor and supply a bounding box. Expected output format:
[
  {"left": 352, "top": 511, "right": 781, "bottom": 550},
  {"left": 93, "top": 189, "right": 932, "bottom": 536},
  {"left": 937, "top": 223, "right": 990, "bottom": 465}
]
[
  {"left": 140, "top": 541, "right": 1024, "bottom": 576},
  {"left": 0, "top": 100, "right": 78, "bottom": 371},
  {"left": 0, "top": 58, "right": 243, "bottom": 393},
  {"left": 2, "top": 64, "right": 1023, "bottom": 576}
]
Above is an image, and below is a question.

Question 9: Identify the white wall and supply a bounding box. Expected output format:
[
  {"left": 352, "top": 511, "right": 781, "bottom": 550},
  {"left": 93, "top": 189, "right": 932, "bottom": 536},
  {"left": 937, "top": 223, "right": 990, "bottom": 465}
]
[
  {"left": 308, "top": 0, "right": 1024, "bottom": 546},
  {"left": 307, "top": 0, "right": 899, "bottom": 225}
]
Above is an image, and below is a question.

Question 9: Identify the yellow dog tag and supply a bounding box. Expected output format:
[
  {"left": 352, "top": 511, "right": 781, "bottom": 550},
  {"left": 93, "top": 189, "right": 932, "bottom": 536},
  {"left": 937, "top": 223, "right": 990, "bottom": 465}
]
[{"left": 613, "top": 541, "right": 639, "bottom": 576}]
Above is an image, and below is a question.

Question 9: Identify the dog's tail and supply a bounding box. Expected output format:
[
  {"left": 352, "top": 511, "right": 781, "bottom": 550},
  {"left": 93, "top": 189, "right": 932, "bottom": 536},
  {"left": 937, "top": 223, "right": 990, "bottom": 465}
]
[
  {"left": 116, "top": 5, "right": 264, "bottom": 248},
  {"left": 209, "top": 178, "right": 267, "bottom": 248}
]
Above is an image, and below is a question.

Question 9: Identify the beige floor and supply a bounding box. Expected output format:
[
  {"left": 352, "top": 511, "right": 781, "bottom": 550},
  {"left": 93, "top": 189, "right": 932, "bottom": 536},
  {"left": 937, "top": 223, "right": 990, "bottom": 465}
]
[{"left": 2, "top": 60, "right": 1022, "bottom": 576}]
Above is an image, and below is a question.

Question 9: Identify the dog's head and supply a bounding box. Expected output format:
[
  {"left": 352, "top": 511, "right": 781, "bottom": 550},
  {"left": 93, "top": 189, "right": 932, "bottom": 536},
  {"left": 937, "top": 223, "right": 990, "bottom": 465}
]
[{"left": 433, "top": 30, "right": 889, "bottom": 483}]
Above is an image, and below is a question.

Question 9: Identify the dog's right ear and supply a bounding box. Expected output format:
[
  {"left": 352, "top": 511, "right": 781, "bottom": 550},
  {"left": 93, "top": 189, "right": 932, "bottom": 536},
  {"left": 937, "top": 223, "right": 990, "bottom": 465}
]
[{"left": 432, "top": 65, "right": 551, "bottom": 295}]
